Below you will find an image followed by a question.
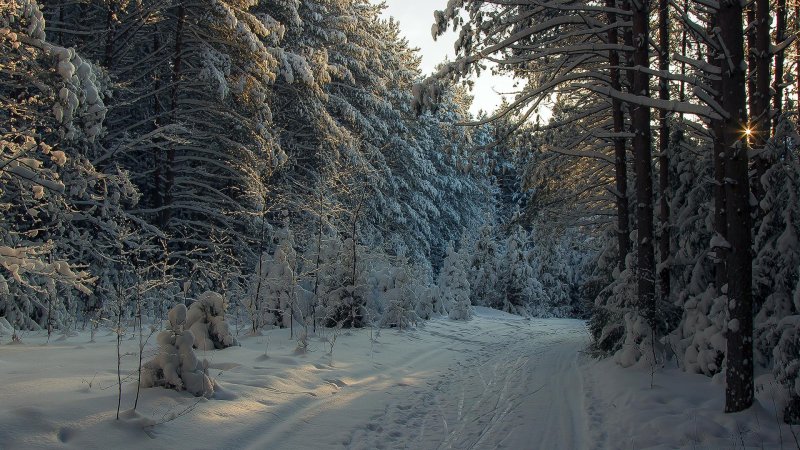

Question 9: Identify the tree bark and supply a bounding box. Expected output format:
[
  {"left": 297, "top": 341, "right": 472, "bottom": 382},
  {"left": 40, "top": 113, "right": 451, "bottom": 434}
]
[
  {"left": 657, "top": 0, "right": 671, "bottom": 301},
  {"left": 679, "top": 0, "right": 688, "bottom": 114},
  {"left": 152, "top": 30, "right": 163, "bottom": 214},
  {"left": 103, "top": 3, "right": 116, "bottom": 68},
  {"left": 607, "top": 0, "right": 630, "bottom": 271},
  {"left": 631, "top": 0, "right": 656, "bottom": 324},
  {"left": 753, "top": 0, "right": 772, "bottom": 137},
  {"left": 718, "top": 0, "right": 754, "bottom": 413},
  {"left": 746, "top": 5, "right": 757, "bottom": 122},
  {"left": 710, "top": 16, "right": 728, "bottom": 289},
  {"left": 620, "top": 0, "right": 636, "bottom": 91},
  {"left": 164, "top": 3, "right": 185, "bottom": 229},
  {"left": 773, "top": 0, "right": 787, "bottom": 132}
]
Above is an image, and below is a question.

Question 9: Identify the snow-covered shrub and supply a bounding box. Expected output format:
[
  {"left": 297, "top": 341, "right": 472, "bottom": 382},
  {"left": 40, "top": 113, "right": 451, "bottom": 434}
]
[
  {"left": 438, "top": 242, "right": 471, "bottom": 320},
  {"left": 246, "top": 228, "right": 299, "bottom": 331},
  {"left": 467, "top": 224, "right": 502, "bottom": 309},
  {"left": 589, "top": 246, "right": 636, "bottom": 355},
  {"left": 413, "top": 283, "right": 442, "bottom": 320},
  {"left": 0, "top": 0, "right": 147, "bottom": 331},
  {"left": 322, "top": 237, "right": 369, "bottom": 328},
  {"left": 141, "top": 304, "right": 213, "bottom": 397},
  {"left": 498, "top": 228, "right": 539, "bottom": 316},
  {"left": 753, "top": 119, "right": 800, "bottom": 366},
  {"left": 674, "top": 286, "right": 727, "bottom": 375},
  {"left": 375, "top": 261, "right": 420, "bottom": 329},
  {"left": 772, "top": 314, "right": 800, "bottom": 424},
  {"left": 186, "top": 291, "right": 238, "bottom": 350},
  {"left": 0, "top": 316, "right": 14, "bottom": 337}
]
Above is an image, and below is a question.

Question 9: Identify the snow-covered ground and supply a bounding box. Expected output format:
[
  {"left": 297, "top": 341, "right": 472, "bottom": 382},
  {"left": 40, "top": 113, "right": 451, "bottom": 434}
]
[{"left": 0, "top": 308, "right": 797, "bottom": 449}]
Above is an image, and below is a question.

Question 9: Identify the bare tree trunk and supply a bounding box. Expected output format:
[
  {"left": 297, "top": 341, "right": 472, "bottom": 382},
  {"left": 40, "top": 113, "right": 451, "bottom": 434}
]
[
  {"left": 657, "top": 0, "right": 671, "bottom": 301},
  {"left": 152, "top": 30, "right": 163, "bottom": 214},
  {"left": 164, "top": 3, "right": 185, "bottom": 228},
  {"left": 679, "top": 0, "right": 688, "bottom": 119},
  {"left": 58, "top": 2, "right": 64, "bottom": 46},
  {"left": 621, "top": 0, "right": 635, "bottom": 90},
  {"left": 312, "top": 190, "right": 323, "bottom": 333},
  {"left": 753, "top": 0, "right": 772, "bottom": 137},
  {"left": 746, "top": 5, "right": 757, "bottom": 120},
  {"left": 709, "top": 20, "right": 729, "bottom": 289},
  {"left": 631, "top": 0, "right": 656, "bottom": 325},
  {"left": 115, "top": 283, "right": 124, "bottom": 420},
  {"left": 718, "top": 0, "right": 754, "bottom": 413},
  {"left": 607, "top": 0, "right": 630, "bottom": 271},
  {"left": 773, "top": 0, "right": 787, "bottom": 132},
  {"left": 133, "top": 256, "right": 143, "bottom": 411},
  {"left": 252, "top": 207, "right": 268, "bottom": 334},
  {"left": 749, "top": 0, "right": 771, "bottom": 209},
  {"left": 103, "top": 2, "right": 116, "bottom": 68},
  {"left": 350, "top": 194, "right": 363, "bottom": 327}
]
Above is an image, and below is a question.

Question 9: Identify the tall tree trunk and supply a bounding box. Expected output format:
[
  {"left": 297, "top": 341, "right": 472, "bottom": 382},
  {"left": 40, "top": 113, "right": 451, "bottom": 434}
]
[
  {"left": 773, "top": 0, "right": 787, "bottom": 132},
  {"left": 103, "top": 2, "right": 116, "bottom": 68},
  {"left": 657, "top": 0, "right": 671, "bottom": 301},
  {"left": 718, "top": 0, "right": 754, "bottom": 413},
  {"left": 621, "top": 0, "right": 636, "bottom": 91},
  {"left": 753, "top": 0, "right": 772, "bottom": 137},
  {"left": 746, "top": 5, "right": 757, "bottom": 120},
  {"left": 679, "top": 0, "right": 688, "bottom": 112},
  {"left": 152, "top": 30, "right": 163, "bottom": 213},
  {"left": 751, "top": 0, "right": 771, "bottom": 207},
  {"left": 607, "top": 0, "right": 630, "bottom": 271},
  {"left": 631, "top": 0, "right": 656, "bottom": 325},
  {"left": 58, "top": 2, "right": 64, "bottom": 46},
  {"left": 164, "top": 3, "right": 185, "bottom": 228},
  {"left": 707, "top": 18, "right": 729, "bottom": 289}
]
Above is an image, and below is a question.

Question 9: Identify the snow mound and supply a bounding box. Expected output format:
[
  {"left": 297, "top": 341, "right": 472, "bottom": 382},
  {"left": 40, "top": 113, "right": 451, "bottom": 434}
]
[
  {"left": 0, "top": 316, "right": 14, "bottom": 336},
  {"left": 141, "top": 304, "right": 214, "bottom": 397},
  {"left": 186, "top": 291, "right": 238, "bottom": 350}
]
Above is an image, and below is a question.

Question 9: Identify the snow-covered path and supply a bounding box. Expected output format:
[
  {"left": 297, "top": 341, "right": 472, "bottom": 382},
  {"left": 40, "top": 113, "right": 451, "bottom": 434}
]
[
  {"left": 234, "top": 309, "right": 590, "bottom": 450},
  {"left": 343, "top": 316, "right": 588, "bottom": 450},
  {"left": 0, "top": 308, "right": 590, "bottom": 449}
]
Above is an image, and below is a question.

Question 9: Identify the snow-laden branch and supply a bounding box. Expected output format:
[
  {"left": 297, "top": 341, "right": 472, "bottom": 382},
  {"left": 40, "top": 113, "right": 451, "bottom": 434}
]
[{"left": 576, "top": 84, "right": 723, "bottom": 120}]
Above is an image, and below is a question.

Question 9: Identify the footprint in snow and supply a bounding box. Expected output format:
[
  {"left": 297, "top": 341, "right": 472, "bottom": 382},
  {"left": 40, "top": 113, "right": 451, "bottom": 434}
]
[{"left": 324, "top": 378, "right": 348, "bottom": 388}]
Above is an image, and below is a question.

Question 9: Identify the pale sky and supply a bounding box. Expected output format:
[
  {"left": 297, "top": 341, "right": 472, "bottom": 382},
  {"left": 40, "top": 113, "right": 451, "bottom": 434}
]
[{"left": 378, "top": 0, "right": 518, "bottom": 117}]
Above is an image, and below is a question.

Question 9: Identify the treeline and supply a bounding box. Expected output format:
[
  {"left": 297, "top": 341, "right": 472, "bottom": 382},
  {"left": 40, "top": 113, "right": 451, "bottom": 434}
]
[
  {"left": 428, "top": 0, "right": 800, "bottom": 423},
  {"left": 1, "top": 0, "right": 591, "bottom": 338},
  {"left": 0, "top": 0, "right": 496, "bottom": 330}
]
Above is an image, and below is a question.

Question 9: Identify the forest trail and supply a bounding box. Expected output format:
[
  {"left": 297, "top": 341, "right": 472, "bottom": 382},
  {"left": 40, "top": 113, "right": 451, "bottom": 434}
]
[
  {"left": 236, "top": 308, "right": 590, "bottom": 450},
  {"left": 0, "top": 308, "right": 589, "bottom": 450}
]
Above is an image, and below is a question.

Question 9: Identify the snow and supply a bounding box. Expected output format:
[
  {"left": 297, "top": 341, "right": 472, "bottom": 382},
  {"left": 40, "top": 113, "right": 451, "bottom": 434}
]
[
  {"left": 1, "top": 307, "right": 792, "bottom": 448},
  {"left": 585, "top": 359, "right": 799, "bottom": 449}
]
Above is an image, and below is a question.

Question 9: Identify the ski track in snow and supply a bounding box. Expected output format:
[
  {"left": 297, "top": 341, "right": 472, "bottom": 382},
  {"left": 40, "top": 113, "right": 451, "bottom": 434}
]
[
  {"left": 236, "top": 311, "right": 590, "bottom": 450},
  {"left": 344, "top": 321, "right": 589, "bottom": 450},
  {"left": 0, "top": 309, "right": 589, "bottom": 450}
]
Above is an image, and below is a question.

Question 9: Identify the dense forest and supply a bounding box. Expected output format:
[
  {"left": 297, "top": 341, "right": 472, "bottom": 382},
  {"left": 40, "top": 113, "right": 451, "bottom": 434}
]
[{"left": 2, "top": 0, "right": 800, "bottom": 434}]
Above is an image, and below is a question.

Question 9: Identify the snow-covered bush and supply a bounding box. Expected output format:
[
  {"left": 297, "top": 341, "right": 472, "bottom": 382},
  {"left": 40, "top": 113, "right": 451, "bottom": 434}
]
[
  {"left": 467, "top": 225, "right": 502, "bottom": 309},
  {"left": 498, "top": 228, "right": 535, "bottom": 316},
  {"left": 413, "top": 282, "right": 443, "bottom": 320},
  {"left": 771, "top": 314, "right": 800, "bottom": 423},
  {"left": 186, "top": 291, "right": 238, "bottom": 350},
  {"left": 323, "top": 237, "right": 369, "bottom": 328},
  {"left": 0, "top": 0, "right": 147, "bottom": 331},
  {"left": 438, "top": 242, "right": 471, "bottom": 320},
  {"left": 141, "top": 304, "right": 214, "bottom": 397},
  {"left": 589, "top": 245, "right": 636, "bottom": 355},
  {"left": 375, "top": 261, "right": 419, "bottom": 329}
]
